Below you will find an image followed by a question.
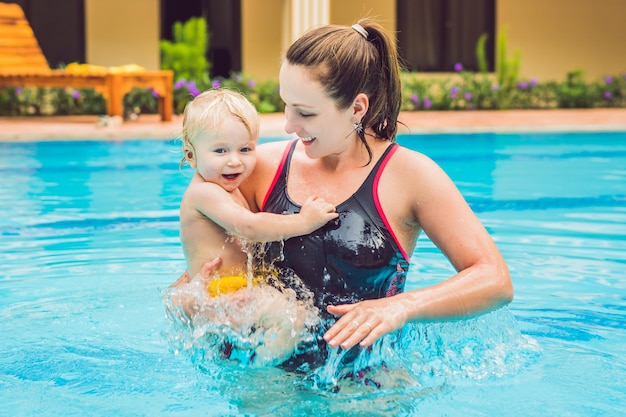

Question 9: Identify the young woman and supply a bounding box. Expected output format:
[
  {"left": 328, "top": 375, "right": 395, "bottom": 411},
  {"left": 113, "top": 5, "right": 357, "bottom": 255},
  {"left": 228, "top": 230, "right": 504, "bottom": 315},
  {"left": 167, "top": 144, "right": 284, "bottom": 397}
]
[{"left": 174, "top": 19, "right": 513, "bottom": 367}]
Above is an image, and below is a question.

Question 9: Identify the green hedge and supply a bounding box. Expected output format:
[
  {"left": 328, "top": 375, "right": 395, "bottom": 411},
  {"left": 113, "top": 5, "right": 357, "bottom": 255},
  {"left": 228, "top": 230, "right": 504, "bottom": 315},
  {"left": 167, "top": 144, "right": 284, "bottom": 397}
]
[
  {"left": 401, "top": 69, "right": 625, "bottom": 111},
  {"left": 0, "top": 69, "right": 624, "bottom": 118}
]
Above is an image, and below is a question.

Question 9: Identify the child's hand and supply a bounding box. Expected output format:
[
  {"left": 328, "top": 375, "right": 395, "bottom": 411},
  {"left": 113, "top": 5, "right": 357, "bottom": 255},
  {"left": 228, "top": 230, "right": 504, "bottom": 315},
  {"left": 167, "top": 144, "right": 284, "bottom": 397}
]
[
  {"left": 300, "top": 196, "right": 338, "bottom": 229},
  {"left": 199, "top": 257, "right": 222, "bottom": 279}
]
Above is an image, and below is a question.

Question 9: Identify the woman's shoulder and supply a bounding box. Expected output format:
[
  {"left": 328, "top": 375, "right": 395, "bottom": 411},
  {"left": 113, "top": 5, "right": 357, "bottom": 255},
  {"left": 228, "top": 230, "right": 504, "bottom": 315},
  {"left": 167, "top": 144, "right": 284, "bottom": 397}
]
[
  {"left": 390, "top": 144, "right": 436, "bottom": 167},
  {"left": 385, "top": 146, "right": 450, "bottom": 187},
  {"left": 386, "top": 144, "right": 449, "bottom": 182},
  {"left": 255, "top": 139, "right": 294, "bottom": 169}
]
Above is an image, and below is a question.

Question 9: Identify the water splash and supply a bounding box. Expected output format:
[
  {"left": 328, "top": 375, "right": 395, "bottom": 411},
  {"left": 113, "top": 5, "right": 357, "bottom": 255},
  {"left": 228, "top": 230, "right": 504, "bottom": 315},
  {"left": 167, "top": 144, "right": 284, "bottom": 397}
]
[
  {"left": 165, "top": 274, "right": 540, "bottom": 399},
  {"left": 318, "top": 312, "right": 533, "bottom": 391},
  {"left": 164, "top": 271, "right": 321, "bottom": 369},
  {"left": 398, "top": 308, "right": 541, "bottom": 386},
  {"left": 164, "top": 241, "right": 539, "bottom": 394}
]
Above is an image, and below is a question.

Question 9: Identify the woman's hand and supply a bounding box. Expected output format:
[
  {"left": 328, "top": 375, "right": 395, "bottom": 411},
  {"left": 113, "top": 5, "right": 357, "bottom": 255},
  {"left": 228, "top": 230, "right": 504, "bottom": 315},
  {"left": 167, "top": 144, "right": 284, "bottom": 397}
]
[{"left": 323, "top": 297, "right": 410, "bottom": 349}]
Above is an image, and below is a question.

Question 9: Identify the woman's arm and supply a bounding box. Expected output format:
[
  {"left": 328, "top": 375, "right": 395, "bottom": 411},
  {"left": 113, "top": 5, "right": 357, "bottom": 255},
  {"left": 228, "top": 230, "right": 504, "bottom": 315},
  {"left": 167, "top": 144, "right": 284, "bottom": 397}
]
[{"left": 324, "top": 149, "right": 513, "bottom": 349}]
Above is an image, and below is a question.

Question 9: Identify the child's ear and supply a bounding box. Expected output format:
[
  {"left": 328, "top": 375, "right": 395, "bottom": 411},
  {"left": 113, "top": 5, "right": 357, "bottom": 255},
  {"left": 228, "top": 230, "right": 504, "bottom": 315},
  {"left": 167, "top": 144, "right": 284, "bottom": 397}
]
[{"left": 185, "top": 148, "right": 197, "bottom": 168}]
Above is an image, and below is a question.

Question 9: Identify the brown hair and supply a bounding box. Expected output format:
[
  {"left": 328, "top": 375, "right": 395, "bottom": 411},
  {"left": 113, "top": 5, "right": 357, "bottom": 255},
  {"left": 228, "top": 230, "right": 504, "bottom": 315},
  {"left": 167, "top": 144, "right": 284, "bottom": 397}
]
[{"left": 285, "top": 18, "right": 402, "bottom": 162}]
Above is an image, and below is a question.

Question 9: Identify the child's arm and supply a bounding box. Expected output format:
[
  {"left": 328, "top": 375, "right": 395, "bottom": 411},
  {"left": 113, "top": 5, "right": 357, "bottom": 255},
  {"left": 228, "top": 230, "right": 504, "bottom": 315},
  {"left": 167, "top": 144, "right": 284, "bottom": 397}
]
[{"left": 186, "top": 181, "right": 337, "bottom": 242}]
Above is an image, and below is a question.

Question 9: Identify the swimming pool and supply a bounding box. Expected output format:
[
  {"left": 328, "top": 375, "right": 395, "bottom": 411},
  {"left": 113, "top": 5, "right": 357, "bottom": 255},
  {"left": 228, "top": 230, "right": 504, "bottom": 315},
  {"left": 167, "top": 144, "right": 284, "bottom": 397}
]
[{"left": 1, "top": 131, "right": 624, "bottom": 416}]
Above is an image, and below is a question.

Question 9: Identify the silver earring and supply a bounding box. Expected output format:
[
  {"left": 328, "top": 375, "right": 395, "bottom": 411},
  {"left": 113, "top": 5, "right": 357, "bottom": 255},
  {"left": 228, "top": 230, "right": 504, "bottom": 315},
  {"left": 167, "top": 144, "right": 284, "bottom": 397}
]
[{"left": 354, "top": 120, "right": 363, "bottom": 134}]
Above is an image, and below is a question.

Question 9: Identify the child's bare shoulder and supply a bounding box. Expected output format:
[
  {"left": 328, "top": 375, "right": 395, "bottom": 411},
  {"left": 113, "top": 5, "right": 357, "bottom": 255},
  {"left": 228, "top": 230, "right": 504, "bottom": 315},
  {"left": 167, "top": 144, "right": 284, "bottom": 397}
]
[{"left": 184, "top": 177, "right": 229, "bottom": 201}]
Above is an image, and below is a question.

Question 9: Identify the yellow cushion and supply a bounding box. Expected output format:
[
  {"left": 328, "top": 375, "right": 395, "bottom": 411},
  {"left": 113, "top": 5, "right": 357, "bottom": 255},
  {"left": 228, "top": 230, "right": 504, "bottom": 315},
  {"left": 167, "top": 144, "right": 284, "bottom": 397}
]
[
  {"left": 64, "top": 62, "right": 146, "bottom": 74},
  {"left": 108, "top": 64, "right": 146, "bottom": 73},
  {"left": 65, "top": 62, "right": 108, "bottom": 74}
]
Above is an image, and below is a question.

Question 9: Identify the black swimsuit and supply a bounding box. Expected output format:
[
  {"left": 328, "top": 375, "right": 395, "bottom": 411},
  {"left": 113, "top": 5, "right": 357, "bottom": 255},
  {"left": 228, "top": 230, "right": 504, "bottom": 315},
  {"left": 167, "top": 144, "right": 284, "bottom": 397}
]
[
  {"left": 261, "top": 140, "right": 410, "bottom": 318},
  {"left": 259, "top": 140, "right": 410, "bottom": 371}
]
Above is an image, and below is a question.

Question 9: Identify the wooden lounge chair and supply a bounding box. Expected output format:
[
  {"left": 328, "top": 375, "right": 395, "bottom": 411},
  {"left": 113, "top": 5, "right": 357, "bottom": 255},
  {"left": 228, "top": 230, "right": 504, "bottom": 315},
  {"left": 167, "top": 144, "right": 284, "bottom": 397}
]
[{"left": 0, "top": 2, "right": 173, "bottom": 121}]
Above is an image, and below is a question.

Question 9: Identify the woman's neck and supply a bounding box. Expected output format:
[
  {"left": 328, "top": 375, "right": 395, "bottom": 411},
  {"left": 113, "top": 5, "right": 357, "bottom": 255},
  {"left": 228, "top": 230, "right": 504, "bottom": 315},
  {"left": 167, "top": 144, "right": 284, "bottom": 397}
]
[{"left": 316, "top": 136, "right": 378, "bottom": 172}]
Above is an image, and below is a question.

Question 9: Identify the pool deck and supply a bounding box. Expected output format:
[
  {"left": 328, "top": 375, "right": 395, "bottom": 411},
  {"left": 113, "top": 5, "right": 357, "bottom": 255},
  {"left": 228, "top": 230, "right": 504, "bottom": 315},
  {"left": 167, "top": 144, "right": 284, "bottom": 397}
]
[{"left": 1, "top": 108, "right": 625, "bottom": 141}]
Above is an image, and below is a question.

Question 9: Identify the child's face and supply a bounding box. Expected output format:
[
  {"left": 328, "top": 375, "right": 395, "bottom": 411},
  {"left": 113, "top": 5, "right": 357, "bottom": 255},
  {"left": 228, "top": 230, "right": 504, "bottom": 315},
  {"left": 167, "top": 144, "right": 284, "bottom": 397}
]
[{"left": 190, "top": 115, "right": 257, "bottom": 192}]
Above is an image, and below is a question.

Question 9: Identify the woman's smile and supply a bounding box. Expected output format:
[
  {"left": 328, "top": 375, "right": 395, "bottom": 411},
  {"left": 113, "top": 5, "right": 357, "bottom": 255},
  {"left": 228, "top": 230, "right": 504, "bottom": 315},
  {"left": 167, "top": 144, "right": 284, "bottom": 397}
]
[{"left": 300, "top": 136, "right": 316, "bottom": 144}]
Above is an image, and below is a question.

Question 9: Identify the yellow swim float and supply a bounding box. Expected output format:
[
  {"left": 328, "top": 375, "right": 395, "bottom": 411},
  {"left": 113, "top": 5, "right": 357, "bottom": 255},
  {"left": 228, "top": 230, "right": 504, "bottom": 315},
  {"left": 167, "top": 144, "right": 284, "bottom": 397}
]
[{"left": 207, "top": 275, "right": 261, "bottom": 297}]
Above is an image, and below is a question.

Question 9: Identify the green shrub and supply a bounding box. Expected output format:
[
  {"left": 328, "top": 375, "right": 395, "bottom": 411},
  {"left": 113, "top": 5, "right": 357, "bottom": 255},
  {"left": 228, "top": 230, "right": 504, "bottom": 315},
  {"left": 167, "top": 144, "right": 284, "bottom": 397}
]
[
  {"left": 1, "top": 72, "right": 624, "bottom": 117},
  {"left": 53, "top": 88, "right": 106, "bottom": 115},
  {"left": 555, "top": 69, "right": 597, "bottom": 108},
  {"left": 0, "top": 87, "right": 21, "bottom": 116},
  {"left": 597, "top": 74, "right": 626, "bottom": 107},
  {"left": 398, "top": 70, "right": 626, "bottom": 112},
  {"left": 475, "top": 33, "right": 490, "bottom": 74},
  {"left": 217, "top": 73, "right": 284, "bottom": 114},
  {"left": 496, "top": 26, "right": 522, "bottom": 92},
  {"left": 160, "top": 17, "right": 211, "bottom": 86},
  {"left": 172, "top": 79, "right": 203, "bottom": 114},
  {"left": 0, "top": 87, "right": 105, "bottom": 116},
  {"left": 123, "top": 88, "right": 159, "bottom": 117}
]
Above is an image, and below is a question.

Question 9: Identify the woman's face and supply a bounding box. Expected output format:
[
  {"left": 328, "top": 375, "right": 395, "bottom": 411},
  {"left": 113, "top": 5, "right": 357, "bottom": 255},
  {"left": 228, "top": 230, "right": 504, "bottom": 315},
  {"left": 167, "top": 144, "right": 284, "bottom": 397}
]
[
  {"left": 189, "top": 115, "right": 257, "bottom": 192},
  {"left": 279, "top": 63, "right": 355, "bottom": 158}
]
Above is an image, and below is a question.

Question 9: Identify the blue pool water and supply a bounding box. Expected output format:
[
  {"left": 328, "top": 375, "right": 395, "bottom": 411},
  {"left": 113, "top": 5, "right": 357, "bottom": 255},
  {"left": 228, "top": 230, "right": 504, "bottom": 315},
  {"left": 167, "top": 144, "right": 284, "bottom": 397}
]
[{"left": 1, "top": 131, "right": 625, "bottom": 416}]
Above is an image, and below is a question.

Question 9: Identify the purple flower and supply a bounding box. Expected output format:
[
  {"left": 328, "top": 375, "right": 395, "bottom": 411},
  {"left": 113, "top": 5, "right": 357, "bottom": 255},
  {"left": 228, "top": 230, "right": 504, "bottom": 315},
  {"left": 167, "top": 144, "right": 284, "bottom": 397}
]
[
  {"left": 188, "top": 85, "right": 200, "bottom": 97},
  {"left": 604, "top": 91, "right": 612, "bottom": 100},
  {"left": 410, "top": 94, "right": 419, "bottom": 105},
  {"left": 152, "top": 88, "right": 160, "bottom": 98},
  {"left": 174, "top": 80, "right": 188, "bottom": 90},
  {"left": 423, "top": 98, "right": 432, "bottom": 109},
  {"left": 15, "top": 87, "right": 22, "bottom": 95},
  {"left": 185, "top": 81, "right": 200, "bottom": 97},
  {"left": 605, "top": 76, "right": 613, "bottom": 85},
  {"left": 492, "top": 83, "right": 500, "bottom": 91},
  {"left": 247, "top": 79, "right": 256, "bottom": 88},
  {"left": 454, "top": 62, "right": 463, "bottom": 72},
  {"left": 71, "top": 90, "right": 81, "bottom": 99},
  {"left": 450, "top": 86, "right": 459, "bottom": 98},
  {"left": 517, "top": 81, "right": 529, "bottom": 90},
  {"left": 530, "top": 78, "right": 538, "bottom": 87},
  {"left": 464, "top": 92, "right": 472, "bottom": 100},
  {"left": 212, "top": 80, "right": 221, "bottom": 89}
]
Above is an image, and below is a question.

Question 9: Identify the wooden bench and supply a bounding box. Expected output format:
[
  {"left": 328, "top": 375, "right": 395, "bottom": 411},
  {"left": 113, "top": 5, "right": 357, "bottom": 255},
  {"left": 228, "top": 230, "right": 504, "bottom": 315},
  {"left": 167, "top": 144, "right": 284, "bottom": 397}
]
[{"left": 0, "top": 2, "right": 173, "bottom": 121}]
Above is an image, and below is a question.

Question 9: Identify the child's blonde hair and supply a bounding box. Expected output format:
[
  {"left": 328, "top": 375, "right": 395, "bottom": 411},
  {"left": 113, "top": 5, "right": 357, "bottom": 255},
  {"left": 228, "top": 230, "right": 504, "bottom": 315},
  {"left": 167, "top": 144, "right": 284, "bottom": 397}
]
[{"left": 180, "top": 88, "right": 260, "bottom": 167}]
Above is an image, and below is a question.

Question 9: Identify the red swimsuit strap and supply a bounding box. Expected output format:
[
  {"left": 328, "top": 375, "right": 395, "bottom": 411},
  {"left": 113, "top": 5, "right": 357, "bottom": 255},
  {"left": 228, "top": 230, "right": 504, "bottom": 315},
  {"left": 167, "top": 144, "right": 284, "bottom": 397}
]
[
  {"left": 260, "top": 140, "right": 297, "bottom": 212},
  {"left": 371, "top": 144, "right": 409, "bottom": 262}
]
